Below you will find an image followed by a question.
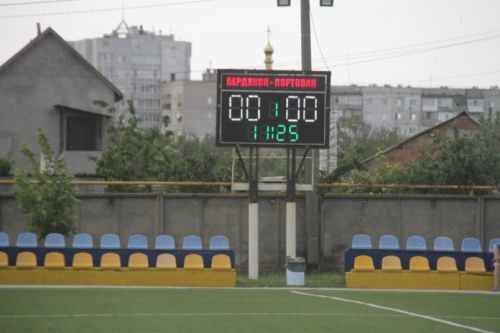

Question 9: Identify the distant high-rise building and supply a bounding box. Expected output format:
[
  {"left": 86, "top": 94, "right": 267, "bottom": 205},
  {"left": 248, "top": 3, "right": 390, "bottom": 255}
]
[{"left": 69, "top": 20, "right": 192, "bottom": 129}]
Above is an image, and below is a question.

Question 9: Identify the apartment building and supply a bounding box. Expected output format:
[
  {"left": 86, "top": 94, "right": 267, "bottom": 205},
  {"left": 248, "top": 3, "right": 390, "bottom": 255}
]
[{"left": 69, "top": 21, "right": 191, "bottom": 130}]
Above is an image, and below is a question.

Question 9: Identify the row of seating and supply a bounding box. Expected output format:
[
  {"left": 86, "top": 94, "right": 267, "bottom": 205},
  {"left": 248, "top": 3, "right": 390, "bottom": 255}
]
[
  {"left": 353, "top": 254, "right": 489, "bottom": 273},
  {"left": 352, "top": 234, "right": 500, "bottom": 253},
  {"left": 0, "top": 232, "right": 230, "bottom": 250},
  {"left": 0, "top": 251, "right": 232, "bottom": 270}
]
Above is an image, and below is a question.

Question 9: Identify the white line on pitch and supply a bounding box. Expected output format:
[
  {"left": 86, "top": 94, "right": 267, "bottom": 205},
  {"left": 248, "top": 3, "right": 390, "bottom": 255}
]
[{"left": 291, "top": 291, "right": 493, "bottom": 333}]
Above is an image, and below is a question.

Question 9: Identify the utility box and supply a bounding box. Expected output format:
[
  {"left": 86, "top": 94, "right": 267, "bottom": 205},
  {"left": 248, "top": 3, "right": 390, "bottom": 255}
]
[{"left": 285, "top": 256, "right": 306, "bottom": 286}]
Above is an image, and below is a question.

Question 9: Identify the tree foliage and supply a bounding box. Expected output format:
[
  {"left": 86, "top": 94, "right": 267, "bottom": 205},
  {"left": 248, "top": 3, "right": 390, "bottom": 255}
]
[
  {"left": 0, "top": 151, "right": 13, "bottom": 176},
  {"left": 12, "top": 129, "right": 78, "bottom": 239}
]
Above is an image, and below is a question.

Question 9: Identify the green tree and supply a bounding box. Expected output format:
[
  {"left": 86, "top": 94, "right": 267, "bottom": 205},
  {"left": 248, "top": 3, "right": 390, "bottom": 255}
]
[
  {"left": 90, "top": 100, "right": 178, "bottom": 192},
  {"left": 0, "top": 151, "right": 13, "bottom": 176},
  {"left": 12, "top": 128, "right": 78, "bottom": 239}
]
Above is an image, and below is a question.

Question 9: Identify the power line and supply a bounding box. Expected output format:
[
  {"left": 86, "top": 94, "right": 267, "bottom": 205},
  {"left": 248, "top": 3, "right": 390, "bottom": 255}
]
[
  {"left": 0, "top": 0, "right": 214, "bottom": 18},
  {"left": 0, "top": 0, "right": 84, "bottom": 6}
]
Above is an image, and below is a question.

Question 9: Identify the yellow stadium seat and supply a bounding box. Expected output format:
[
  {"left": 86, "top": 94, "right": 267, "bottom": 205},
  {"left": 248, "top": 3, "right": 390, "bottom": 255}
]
[
  {"left": 381, "top": 255, "right": 402, "bottom": 271},
  {"left": 353, "top": 255, "right": 374, "bottom": 272},
  {"left": 100, "top": 253, "right": 121, "bottom": 269},
  {"left": 436, "top": 256, "right": 458, "bottom": 272},
  {"left": 128, "top": 253, "right": 149, "bottom": 269},
  {"left": 0, "top": 251, "right": 8, "bottom": 268},
  {"left": 409, "top": 256, "right": 430, "bottom": 272},
  {"left": 184, "top": 254, "right": 204, "bottom": 270},
  {"left": 44, "top": 252, "right": 65, "bottom": 269},
  {"left": 211, "top": 254, "right": 232, "bottom": 270},
  {"left": 156, "top": 253, "right": 177, "bottom": 269},
  {"left": 465, "top": 257, "right": 486, "bottom": 273},
  {"left": 16, "top": 251, "right": 37, "bottom": 268},
  {"left": 72, "top": 252, "right": 93, "bottom": 269}
]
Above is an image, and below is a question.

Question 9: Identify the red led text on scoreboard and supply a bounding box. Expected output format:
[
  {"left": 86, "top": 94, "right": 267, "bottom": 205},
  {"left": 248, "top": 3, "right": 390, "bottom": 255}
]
[{"left": 225, "top": 76, "right": 318, "bottom": 89}]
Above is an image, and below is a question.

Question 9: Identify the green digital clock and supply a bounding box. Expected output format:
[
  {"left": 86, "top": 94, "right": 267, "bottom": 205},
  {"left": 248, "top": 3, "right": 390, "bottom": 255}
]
[{"left": 216, "top": 69, "right": 331, "bottom": 148}]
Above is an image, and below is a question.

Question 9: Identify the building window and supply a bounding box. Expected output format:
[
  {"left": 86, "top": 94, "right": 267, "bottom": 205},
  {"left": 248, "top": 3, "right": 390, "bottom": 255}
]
[
  {"left": 396, "top": 99, "right": 402, "bottom": 107},
  {"left": 410, "top": 113, "right": 416, "bottom": 121},
  {"left": 66, "top": 116, "right": 101, "bottom": 151},
  {"left": 366, "top": 98, "right": 373, "bottom": 105},
  {"left": 425, "top": 112, "right": 432, "bottom": 120},
  {"left": 410, "top": 99, "right": 417, "bottom": 107},
  {"left": 395, "top": 113, "right": 402, "bottom": 120}
]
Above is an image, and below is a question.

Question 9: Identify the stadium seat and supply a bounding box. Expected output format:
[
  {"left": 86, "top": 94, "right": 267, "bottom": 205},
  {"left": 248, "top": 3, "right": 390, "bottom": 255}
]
[
  {"left": 44, "top": 233, "right": 65, "bottom": 248},
  {"left": 184, "top": 254, "right": 204, "bottom": 269},
  {"left": 155, "top": 235, "right": 176, "bottom": 250},
  {"left": 379, "top": 235, "right": 400, "bottom": 250},
  {"left": 128, "top": 253, "right": 149, "bottom": 269},
  {"left": 406, "top": 235, "right": 427, "bottom": 251},
  {"left": 72, "top": 252, "right": 93, "bottom": 269},
  {"left": 16, "top": 232, "right": 38, "bottom": 248},
  {"left": 409, "top": 256, "right": 430, "bottom": 272},
  {"left": 100, "top": 253, "right": 121, "bottom": 269},
  {"left": 16, "top": 251, "right": 37, "bottom": 268},
  {"left": 182, "top": 235, "right": 202, "bottom": 250},
  {"left": 156, "top": 253, "right": 177, "bottom": 269},
  {"left": 381, "top": 255, "right": 402, "bottom": 271},
  {"left": 351, "top": 234, "right": 372, "bottom": 249},
  {"left": 488, "top": 238, "right": 500, "bottom": 252},
  {"left": 433, "top": 236, "right": 454, "bottom": 252},
  {"left": 72, "top": 233, "right": 93, "bottom": 249},
  {"left": 209, "top": 235, "right": 230, "bottom": 250},
  {"left": 465, "top": 257, "right": 486, "bottom": 273},
  {"left": 461, "top": 237, "right": 482, "bottom": 253},
  {"left": 211, "top": 254, "right": 232, "bottom": 270},
  {"left": 44, "top": 252, "right": 65, "bottom": 269},
  {"left": 0, "top": 232, "right": 9, "bottom": 247},
  {"left": 127, "top": 234, "right": 148, "bottom": 249},
  {"left": 353, "top": 255, "right": 374, "bottom": 272},
  {"left": 100, "top": 234, "right": 120, "bottom": 249},
  {"left": 436, "top": 256, "right": 458, "bottom": 272},
  {"left": 0, "top": 251, "right": 8, "bottom": 267}
]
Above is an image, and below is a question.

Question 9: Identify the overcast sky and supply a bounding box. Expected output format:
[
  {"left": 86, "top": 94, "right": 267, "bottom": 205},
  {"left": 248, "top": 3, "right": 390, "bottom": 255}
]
[{"left": 0, "top": 0, "right": 499, "bottom": 88}]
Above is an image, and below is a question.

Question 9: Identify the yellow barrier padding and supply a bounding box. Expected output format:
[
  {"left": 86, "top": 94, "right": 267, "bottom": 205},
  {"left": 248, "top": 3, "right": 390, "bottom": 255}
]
[
  {"left": 459, "top": 272, "right": 494, "bottom": 291},
  {"left": 0, "top": 267, "right": 236, "bottom": 287},
  {"left": 346, "top": 270, "right": 459, "bottom": 290}
]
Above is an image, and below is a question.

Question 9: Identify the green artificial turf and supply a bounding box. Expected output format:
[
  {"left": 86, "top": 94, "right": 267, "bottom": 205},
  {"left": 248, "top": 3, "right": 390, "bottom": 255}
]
[{"left": 0, "top": 288, "right": 498, "bottom": 333}]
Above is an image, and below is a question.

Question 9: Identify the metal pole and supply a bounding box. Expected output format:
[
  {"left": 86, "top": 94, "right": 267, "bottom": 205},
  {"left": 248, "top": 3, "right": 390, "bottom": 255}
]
[
  {"left": 248, "top": 147, "right": 259, "bottom": 279},
  {"left": 301, "top": 0, "right": 312, "bottom": 71}
]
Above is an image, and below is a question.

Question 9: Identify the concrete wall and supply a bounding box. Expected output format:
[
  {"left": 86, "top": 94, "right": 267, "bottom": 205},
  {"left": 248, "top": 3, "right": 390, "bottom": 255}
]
[{"left": 1, "top": 193, "right": 499, "bottom": 272}]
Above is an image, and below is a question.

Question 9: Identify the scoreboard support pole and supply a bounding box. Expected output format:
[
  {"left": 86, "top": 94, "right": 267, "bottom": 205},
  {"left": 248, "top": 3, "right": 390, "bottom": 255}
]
[
  {"left": 286, "top": 148, "right": 297, "bottom": 258},
  {"left": 248, "top": 147, "right": 259, "bottom": 280}
]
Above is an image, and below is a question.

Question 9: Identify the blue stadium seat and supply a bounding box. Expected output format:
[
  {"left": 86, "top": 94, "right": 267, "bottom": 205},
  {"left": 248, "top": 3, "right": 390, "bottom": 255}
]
[
  {"left": 433, "top": 236, "right": 454, "bottom": 252},
  {"left": 0, "top": 232, "right": 9, "bottom": 247},
  {"left": 100, "top": 234, "right": 121, "bottom": 249},
  {"left": 182, "top": 235, "right": 202, "bottom": 250},
  {"left": 127, "top": 234, "right": 148, "bottom": 249},
  {"left": 406, "top": 235, "right": 427, "bottom": 251},
  {"left": 351, "top": 234, "right": 372, "bottom": 249},
  {"left": 155, "top": 235, "right": 176, "bottom": 250},
  {"left": 44, "top": 233, "right": 65, "bottom": 248},
  {"left": 16, "top": 232, "right": 37, "bottom": 248},
  {"left": 461, "top": 237, "right": 482, "bottom": 253},
  {"left": 379, "top": 235, "right": 400, "bottom": 250},
  {"left": 489, "top": 238, "right": 500, "bottom": 252},
  {"left": 209, "top": 235, "right": 230, "bottom": 250},
  {"left": 72, "top": 233, "right": 93, "bottom": 249}
]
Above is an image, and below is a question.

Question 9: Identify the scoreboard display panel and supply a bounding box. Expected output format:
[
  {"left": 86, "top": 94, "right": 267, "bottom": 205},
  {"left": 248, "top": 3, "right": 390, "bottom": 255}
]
[{"left": 216, "top": 69, "right": 331, "bottom": 148}]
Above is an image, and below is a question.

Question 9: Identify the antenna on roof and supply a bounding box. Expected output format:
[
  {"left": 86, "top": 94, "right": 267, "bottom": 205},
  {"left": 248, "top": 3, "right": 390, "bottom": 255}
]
[{"left": 36, "top": 23, "right": 41, "bottom": 36}]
